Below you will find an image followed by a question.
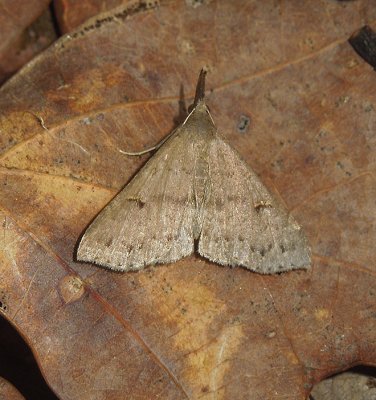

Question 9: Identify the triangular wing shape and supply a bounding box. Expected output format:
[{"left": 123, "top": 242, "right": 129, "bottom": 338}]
[
  {"left": 77, "top": 70, "right": 310, "bottom": 273},
  {"left": 77, "top": 127, "right": 198, "bottom": 271},
  {"left": 198, "top": 137, "right": 311, "bottom": 273}
]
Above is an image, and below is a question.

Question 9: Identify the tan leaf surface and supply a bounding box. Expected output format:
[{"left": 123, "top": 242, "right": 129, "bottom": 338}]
[{"left": 0, "top": 1, "right": 375, "bottom": 399}]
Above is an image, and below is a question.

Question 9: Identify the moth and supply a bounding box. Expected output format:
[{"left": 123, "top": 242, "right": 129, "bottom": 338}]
[{"left": 77, "top": 70, "right": 311, "bottom": 273}]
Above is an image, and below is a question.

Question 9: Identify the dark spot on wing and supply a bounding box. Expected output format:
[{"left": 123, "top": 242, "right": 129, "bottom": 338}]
[
  {"left": 254, "top": 201, "right": 273, "bottom": 212},
  {"left": 126, "top": 197, "right": 145, "bottom": 208}
]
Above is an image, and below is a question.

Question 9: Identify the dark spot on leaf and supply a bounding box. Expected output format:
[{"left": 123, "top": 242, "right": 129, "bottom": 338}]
[
  {"left": 280, "top": 244, "right": 286, "bottom": 253},
  {"left": 237, "top": 114, "right": 251, "bottom": 134},
  {"left": 336, "top": 161, "right": 344, "bottom": 169},
  {"left": 106, "top": 239, "right": 113, "bottom": 247},
  {"left": 305, "top": 154, "right": 315, "bottom": 164}
]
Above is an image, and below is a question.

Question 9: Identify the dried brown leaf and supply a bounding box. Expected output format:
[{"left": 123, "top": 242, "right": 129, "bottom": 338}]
[
  {"left": 0, "top": 0, "right": 55, "bottom": 84},
  {"left": 0, "top": 1, "right": 375, "bottom": 399}
]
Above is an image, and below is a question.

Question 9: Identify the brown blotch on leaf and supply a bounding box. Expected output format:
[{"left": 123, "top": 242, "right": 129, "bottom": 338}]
[
  {"left": 201, "top": 385, "right": 210, "bottom": 393},
  {"left": 59, "top": 275, "right": 85, "bottom": 304}
]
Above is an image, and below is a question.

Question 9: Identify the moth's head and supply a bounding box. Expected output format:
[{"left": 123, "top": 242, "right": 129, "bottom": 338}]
[
  {"left": 183, "top": 69, "right": 215, "bottom": 128},
  {"left": 184, "top": 98, "right": 215, "bottom": 128},
  {"left": 192, "top": 98, "right": 209, "bottom": 112}
]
